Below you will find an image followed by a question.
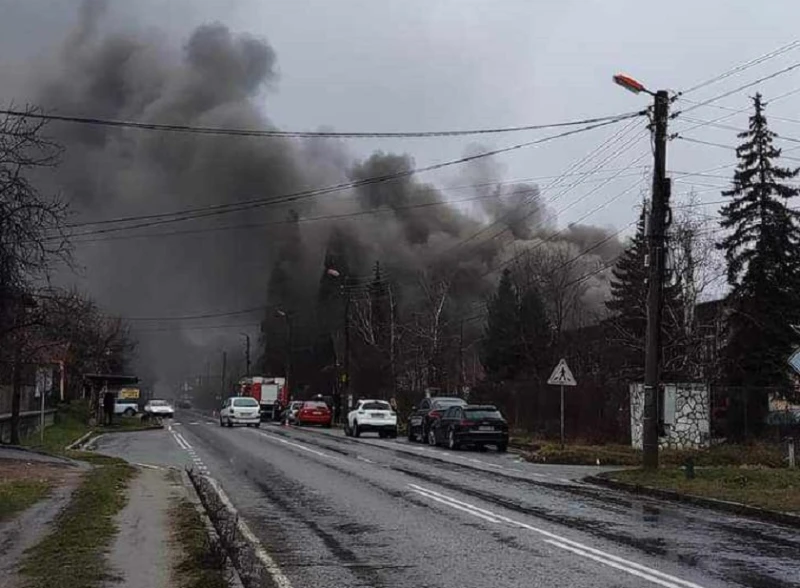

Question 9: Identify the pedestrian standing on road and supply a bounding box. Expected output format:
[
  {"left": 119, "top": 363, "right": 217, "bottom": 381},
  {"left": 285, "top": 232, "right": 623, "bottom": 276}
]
[{"left": 103, "top": 390, "right": 115, "bottom": 426}]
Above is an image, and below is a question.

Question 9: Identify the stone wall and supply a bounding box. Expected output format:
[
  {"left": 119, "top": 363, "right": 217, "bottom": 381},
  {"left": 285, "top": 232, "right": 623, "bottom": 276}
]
[{"left": 630, "top": 383, "right": 710, "bottom": 450}]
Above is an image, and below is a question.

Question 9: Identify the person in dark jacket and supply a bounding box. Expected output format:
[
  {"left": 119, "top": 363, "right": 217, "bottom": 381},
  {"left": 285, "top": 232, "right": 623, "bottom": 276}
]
[{"left": 103, "top": 390, "right": 115, "bottom": 426}]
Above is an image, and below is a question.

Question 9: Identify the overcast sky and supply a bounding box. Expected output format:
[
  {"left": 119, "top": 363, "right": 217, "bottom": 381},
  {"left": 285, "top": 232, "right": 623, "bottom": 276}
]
[{"left": 2, "top": 0, "right": 799, "bottom": 232}]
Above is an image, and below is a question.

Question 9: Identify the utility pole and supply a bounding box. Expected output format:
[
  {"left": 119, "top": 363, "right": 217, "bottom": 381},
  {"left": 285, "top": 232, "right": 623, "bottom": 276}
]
[
  {"left": 642, "top": 90, "right": 670, "bottom": 470},
  {"left": 241, "top": 333, "right": 251, "bottom": 377},
  {"left": 221, "top": 350, "right": 227, "bottom": 399},
  {"left": 343, "top": 276, "right": 351, "bottom": 412},
  {"left": 613, "top": 76, "right": 671, "bottom": 470}
]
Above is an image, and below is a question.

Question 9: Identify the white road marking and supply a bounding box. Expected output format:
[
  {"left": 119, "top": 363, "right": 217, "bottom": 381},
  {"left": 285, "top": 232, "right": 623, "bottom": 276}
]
[
  {"left": 254, "top": 431, "right": 341, "bottom": 460},
  {"left": 171, "top": 432, "right": 189, "bottom": 450},
  {"left": 410, "top": 487, "right": 502, "bottom": 524},
  {"left": 356, "top": 456, "right": 374, "bottom": 464},
  {"left": 205, "top": 476, "right": 294, "bottom": 588},
  {"left": 176, "top": 432, "right": 192, "bottom": 448},
  {"left": 407, "top": 484, "right": 705, "bottom": 588},
  {"left": 134, "top": 462, "right": 163, "bottom": 470}
]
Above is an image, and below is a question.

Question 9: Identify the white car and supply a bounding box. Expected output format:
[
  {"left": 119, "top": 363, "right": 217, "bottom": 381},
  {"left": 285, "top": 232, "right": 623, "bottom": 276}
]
[
  {"left": 345, "top": 399, "right": 397, "bottom": 438},
  {"left": 143, "top": 399, "right": 174, "bottom": 418},
  {"left": 285, "top": 401, "right": 304, "bottom": 424},
  {"left": 220, "top": 396, "right": 261, "bottom": 428}
]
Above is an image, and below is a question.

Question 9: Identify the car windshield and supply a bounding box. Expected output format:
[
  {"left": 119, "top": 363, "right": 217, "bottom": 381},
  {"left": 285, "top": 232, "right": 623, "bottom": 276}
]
[
  {"left": 304, "top": 402, "right": 328, "bottom": 409},
  {"left": 290, "top": 402, "right": 304, "bottom": 409},
  {"left": 362, "top": 402, "right": 391, "bottom": 410},
  {"left": 149, "top": 400, "right": 168, "bottom": 406},
  {"left": 464, "top": 409, "right": 503, "bottom": 420},
  {"left": 233, "top": 398, "right": 259, "bottom": 407}
]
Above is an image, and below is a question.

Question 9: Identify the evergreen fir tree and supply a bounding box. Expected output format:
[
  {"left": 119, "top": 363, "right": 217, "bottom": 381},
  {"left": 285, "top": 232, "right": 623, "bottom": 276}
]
[
  {"left": 605, "top": 206, "right": 685, "bottom": 378},
  {"left": 718, "top": 93, "right": 800, "bottom": 402},
  {"left": 481, "top": 269, "right": 521, "bottom": 380},
  {"left": 518, "top": 284, "right": 551, "bottom": 379}
]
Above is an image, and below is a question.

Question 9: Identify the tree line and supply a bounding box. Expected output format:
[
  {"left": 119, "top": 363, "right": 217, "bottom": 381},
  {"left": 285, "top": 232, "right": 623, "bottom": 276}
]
[{"left": 0, "top": 109, "right": 136, "bottom": 443}]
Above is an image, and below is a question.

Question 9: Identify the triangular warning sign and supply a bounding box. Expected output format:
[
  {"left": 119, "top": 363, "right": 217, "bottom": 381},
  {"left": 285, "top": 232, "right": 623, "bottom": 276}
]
[{"left": 547, "top": 358, "right": 577, "bottom": 386}]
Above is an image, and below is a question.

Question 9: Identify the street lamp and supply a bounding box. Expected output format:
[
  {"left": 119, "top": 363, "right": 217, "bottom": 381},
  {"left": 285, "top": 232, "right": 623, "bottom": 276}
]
[
  {"left": 614, "top": 72, "right": 671, "bottom": 470},
  {"left": 612, "top": 74, "right": 653, "bottom": 96}
]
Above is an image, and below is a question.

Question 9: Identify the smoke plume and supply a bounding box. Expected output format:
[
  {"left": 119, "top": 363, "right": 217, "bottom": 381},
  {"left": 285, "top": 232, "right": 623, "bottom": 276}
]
[{"left": 4, "top": 2, "right": 625, "bottom": 390}]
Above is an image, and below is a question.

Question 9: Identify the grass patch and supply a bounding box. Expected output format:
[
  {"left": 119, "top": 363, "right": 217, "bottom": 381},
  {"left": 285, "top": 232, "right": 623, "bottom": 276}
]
[
  {"left": 170, "top": 498, "right": 228, "bottom": 588},
  {"left": 523, "top": 441, "right": 786, "bottom": 467},
  {"left": 606, "top": 467, "right": 800, "bottom": 513},
  {"left": 21, "top": 402, "right": 162, "bottom": 456},
  {"left": 0, "top": 480, "right": 52, "bottom": 523},
  {"left": 18, "top": 462, "right": 136, "bottom": 588}
]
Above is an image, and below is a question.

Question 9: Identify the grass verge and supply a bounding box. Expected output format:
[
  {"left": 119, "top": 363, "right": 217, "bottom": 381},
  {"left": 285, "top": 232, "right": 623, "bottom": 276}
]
[
  {"left": 0, "top": 480, "right": 51, "bottom": 523},
  {"left": 18, "top": 459, "right": 136, "bottom": 588},
  {"left": 605, "top": 467, "right": 800, "bottom": 513},
  {"left": 170, "top": 497, "right": 228, "bottom": 588},
  {"left": 21, "top": 402, "right": 162, "bottom": 455},
  {"left": 523, "top": 441, "right": 786, "bottom": 467}
]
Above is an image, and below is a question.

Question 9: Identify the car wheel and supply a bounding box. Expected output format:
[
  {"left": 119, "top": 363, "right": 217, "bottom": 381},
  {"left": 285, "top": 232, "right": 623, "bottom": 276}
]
[
  {"left": 447, "top": 428, "right": 459, "bottom": 450},
  {"left": 254, "top": 422, "right": 260, "bottom": 429},
  {"left": 427, "top": 427, "right": 437, "bottom": 447},
  {"left": 391, "top": 428, "right": 398, "bottom": 439},
  {"left": 219, "top": 417, "right": 224, "bottom": 427},
  {"left": 123, "top": 408, "right": 136, "bottom": 417},
  {"left": 497, "top": 443, "right": 507, "bottom": 453},
  {"left": 227, "top": 419, "right": 234, "bottom": 428},
  {"left": 407, "top": 426, "right": 416, "bottom": 443},
  {"left": 353, "top": 422, "right": 360, "bottom": 438}
]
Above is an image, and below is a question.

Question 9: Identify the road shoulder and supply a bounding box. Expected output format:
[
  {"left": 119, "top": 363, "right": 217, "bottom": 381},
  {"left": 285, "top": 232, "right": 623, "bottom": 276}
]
[{"left": 587, "top": 470, "right": 800, "bottom": 529}]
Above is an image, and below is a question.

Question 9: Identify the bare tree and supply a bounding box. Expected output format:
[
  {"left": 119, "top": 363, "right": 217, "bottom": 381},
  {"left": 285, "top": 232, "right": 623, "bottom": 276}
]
[{"left": 1, "top": 107, "right": 72, "bottom": 440}]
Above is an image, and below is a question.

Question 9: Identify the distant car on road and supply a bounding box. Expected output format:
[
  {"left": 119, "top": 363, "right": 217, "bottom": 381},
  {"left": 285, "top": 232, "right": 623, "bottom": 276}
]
[
  {"left": 144, "top": 399, "right": 174, "bottom": 419},
  {"left": 407, "top": 397, "right": 467, "bottom": 444},
  {"left": 430, "top": 404, "right": 509, "bottom": 452},
  {"left": 345, "top": 399, "right": 397, "bottom": 438},
  {"left": 285, "top": 401, "right": 304, "bottom": 424},
  {"left": 219, "top": 397, "right": 261, "bottom": 428},
  {"left": 295, "top": 401, "right": 332, "bottom": 427},
  {"left": 114, "top": 398, "right": 139, "bottom": 417}
]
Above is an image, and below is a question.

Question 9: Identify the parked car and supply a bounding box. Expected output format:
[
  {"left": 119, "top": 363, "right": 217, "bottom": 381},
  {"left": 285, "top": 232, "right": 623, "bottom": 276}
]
[
  {"left": 295, "top": 400, "right": 332, "bottom": 427},
  {"left": 407, "top": 397, "right": 467, "bottom": 444},
  {"left": 430, "top": 404, "right": 509, "bottom": 452},
  {"left": 219, "top": 396, "right": 262, "bottom": 428},
  {"left": 345, "top": 399, "right": 397, "bottom": 438},
  {"left": 143, "top": 399, "right": 174, "bottom": 419},
  {"left": 114, "top": 398, "right": 139, "bottom": 417},
  {"left": 285, "top": 401, "right": 305, "bottom": 424}
]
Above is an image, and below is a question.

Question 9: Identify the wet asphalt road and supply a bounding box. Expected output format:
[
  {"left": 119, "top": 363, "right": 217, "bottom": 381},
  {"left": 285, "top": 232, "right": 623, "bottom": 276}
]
[{"left": 91, "top": 412, "right": 800, "bottom": 588}]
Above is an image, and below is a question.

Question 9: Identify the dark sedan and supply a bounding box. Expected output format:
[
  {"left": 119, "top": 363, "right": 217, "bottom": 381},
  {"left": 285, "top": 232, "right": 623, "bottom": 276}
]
[
  {"left": 407, "top": 396, "right": 467, "bottom": 444},
  {"left": 431, "top": 404, "right": 509, "bottom": 452}
]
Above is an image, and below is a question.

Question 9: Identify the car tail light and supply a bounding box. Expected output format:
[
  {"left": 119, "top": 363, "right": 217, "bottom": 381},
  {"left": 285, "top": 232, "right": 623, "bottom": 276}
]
[
  {"left": 459, "top": 420, "right": 473, "bottom": 427},
  {"left": 429, "top": 410, "right": 441, "bottom": 419}
]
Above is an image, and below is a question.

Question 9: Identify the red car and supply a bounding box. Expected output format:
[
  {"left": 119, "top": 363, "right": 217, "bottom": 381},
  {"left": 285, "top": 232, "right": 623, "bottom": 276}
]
[{"left": 295, "top": 401, "right": 332, "bottom": 427}]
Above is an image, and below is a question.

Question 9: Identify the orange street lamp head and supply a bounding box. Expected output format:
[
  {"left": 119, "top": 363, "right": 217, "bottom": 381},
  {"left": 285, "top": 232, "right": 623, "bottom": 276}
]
[{"left": 613, "top": 74, "right": 648, "bottom": 95}]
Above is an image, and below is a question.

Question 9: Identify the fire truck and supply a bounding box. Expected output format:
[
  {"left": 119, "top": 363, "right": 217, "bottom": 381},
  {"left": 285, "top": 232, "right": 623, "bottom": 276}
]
[{"left": 238, "top": 376, "right": 288, "bottom": 421}]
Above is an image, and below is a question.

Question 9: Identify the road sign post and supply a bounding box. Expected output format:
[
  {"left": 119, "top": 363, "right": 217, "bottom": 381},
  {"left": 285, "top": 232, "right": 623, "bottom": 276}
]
[{"left": 547, "top": 358, "right": 577, "bottom": 449}]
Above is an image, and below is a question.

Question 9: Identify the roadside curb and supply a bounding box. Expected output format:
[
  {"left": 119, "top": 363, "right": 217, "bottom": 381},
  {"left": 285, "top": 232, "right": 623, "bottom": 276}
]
[
  {"left": 179, "top": 469, "right": 244, "bottom": 588},
  {"left": 585, "top": 474, "right": 800, "bottom": 529},
  {"left": 187, "top": 468, "right": 292, "bottom": 588},
  {"left": 65, "top": 431, "right": 95, "bottom": 451}
]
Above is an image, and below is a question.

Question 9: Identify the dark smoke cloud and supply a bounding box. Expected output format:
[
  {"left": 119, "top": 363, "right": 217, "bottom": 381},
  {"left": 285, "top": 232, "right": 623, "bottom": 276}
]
[{"left": 4, "top": 1, "right": 625, "bottom": 390}]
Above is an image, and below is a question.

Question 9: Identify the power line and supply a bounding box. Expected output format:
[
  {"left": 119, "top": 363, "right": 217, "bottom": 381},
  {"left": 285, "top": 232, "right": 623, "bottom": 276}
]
[
  {"left": 437, "top": 119, "right": 646, "bottom": 259},
  {"left": 676, "top": 86, "right": 800, "bottom": 125},
  {"left": 0, "top": 107, "right": 641, "bottom": 139},
  {"left": 675, "top": 135, "right": 800, "bottom": 162},
  {"left": 53, "top": 114, "right": 643, "bottom": 240},
  {"left": 119, "top": 306, "right": 270, "bottom": 322},
  {"left": 482, "top": 172, "right": 647, "bottom": 278},
  {"left": 678, "top": 40, "right": 800, "bottom": 96},
  {"left": 674, "top": 60, "right": 800, "bottom": 118},
  {"left": 678, "top": 116, "right": 800, "bottom": 144}
]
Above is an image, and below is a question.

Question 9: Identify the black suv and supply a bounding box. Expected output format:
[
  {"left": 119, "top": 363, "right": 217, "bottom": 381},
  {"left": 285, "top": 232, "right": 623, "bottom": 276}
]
[{"left": 407, "top": 397, "right": 466, "bottom": 445}]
